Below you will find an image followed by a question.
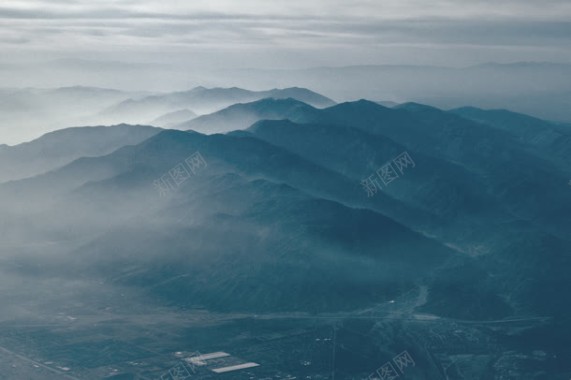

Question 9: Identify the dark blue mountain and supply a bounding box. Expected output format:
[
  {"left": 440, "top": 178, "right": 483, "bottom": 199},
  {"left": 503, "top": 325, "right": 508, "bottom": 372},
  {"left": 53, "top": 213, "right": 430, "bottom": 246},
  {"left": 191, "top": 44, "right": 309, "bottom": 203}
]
[
  {"left": 450, "top": 106, "right": 571, "bottom": 169},
  {"left": 1, "top": 129, "right": 460, "bottom": 314},
  {"left": 2, "top": 99, "right": 571, "bottom": 379},
  {"left": 0, "top": 124, "right": 161, "bottom": 183},
  {"left": 99, "top": 86, "right": 335, "bottom": 125},
  {"left": 176, "top": 97, "right": 322, "bottom": 133}
]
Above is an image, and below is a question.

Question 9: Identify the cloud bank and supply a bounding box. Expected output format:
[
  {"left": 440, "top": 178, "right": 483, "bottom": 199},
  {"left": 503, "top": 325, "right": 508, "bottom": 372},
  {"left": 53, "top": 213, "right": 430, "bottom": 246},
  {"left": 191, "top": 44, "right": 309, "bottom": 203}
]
[{"left": 1, "top": 0, "right": 570, "bottom": 67}]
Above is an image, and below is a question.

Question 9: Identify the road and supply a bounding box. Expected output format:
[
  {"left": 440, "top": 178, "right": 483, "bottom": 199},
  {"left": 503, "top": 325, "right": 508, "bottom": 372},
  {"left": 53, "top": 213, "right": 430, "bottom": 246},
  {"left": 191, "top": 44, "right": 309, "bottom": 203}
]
[{"left": 0, "top": 344, "right": 82, "bottom": 380}]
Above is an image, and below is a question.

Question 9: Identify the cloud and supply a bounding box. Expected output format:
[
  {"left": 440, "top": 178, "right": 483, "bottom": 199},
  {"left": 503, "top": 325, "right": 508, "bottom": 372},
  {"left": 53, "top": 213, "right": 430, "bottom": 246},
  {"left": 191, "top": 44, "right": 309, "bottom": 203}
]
[{"left": 0, "top": 0, "right": 569, "bottom": 68}]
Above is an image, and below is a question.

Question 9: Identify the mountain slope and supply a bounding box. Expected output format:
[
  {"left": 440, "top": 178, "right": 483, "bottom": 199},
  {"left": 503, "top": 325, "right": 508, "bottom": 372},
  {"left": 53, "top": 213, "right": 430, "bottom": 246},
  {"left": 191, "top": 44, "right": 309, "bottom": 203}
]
[
  {"left": 2, "top": 102, "right": 570, "bottom": 318},
  {"left": 294, "top": 100, "right": 571, "bottom": 239},
  {"left": 1, "top": 129, "right": 463, "bottom": 313},
  {"left": 0, "top": 124, "right": 161, "bottom": 183},
  {"left": 450, "top": 106, "right": 571, "bottom": 170},
  {"left": 244, "top": 117, "right": 571, "bottom": 317},
  {"left": 150, "top": 109, "right": 197, "bottom": 128},
  {"left": 3, "top": 121, "right": 569, "bottom": 320},
  {"left": 98, "top": 86, "right": 335, "bottom": 125},
  {"left": 0, "top": 86, "right": 145, "bottom": 144},
  {"left": 177, "top": 97, "right": 322, "bottom": 133},
  {"left": 2, "top": 98, "right": 571, "bottom": 379}
]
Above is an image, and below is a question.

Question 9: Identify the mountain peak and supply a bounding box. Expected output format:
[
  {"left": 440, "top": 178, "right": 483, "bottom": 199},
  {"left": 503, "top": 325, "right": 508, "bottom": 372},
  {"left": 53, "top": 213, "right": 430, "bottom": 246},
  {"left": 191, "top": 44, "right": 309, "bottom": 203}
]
[
  {"left": 190, "top": 85, "right": 208, "bottom": 92},
  {"left": 151, "top": 108, "right": 197, "bottom": 127},
  {"left": 331, "top": 99, "right": 388, "bottom": 111},
  {"left": 250, "top": 97, "right": 311, "bottom": 106},
  {"left": 266, "top": 88, "right": 335, "bottom": 107},
  {"left": 175, "top": 96, "right": 321, "bottom": 134},
  {"left": 248, "top": 118, "right": 299, "bottom": 132},
  {"left": 396, "top": 102, "right": 441, "bottom": 112},
  {"left": 450, "top": 106, "right": 551, "bottom": 122},
  {"left": 451, "top": 106, "right": 484, "bottom": 113}
]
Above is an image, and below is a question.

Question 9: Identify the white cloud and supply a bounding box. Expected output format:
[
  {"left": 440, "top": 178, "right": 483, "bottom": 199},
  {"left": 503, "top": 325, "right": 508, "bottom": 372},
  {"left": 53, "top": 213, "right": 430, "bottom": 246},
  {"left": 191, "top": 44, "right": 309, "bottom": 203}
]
[{"left": 0, "top": 0, "right": 570, "bottom": 67}]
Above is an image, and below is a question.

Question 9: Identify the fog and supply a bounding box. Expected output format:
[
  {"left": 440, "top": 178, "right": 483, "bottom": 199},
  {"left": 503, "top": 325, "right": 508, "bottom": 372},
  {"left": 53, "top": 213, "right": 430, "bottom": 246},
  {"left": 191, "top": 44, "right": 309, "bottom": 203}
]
[
  {"left": 2, "top": 59, "right": 571, "bottom": 145},
  {"left": 0, "top": 0, "right": 570, "bottom": 145},
  {"left": 1, "top": 1, "right": 571, "bottom": 378}
]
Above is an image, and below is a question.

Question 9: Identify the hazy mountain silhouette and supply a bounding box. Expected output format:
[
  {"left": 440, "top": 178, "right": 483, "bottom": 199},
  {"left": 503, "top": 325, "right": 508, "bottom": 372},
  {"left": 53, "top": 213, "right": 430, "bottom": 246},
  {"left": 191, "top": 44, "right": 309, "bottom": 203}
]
[
  {"left": 0, "top": 128, "right": 463, "bottom": 312},
  {"left": 3, "top": 100, "right": 570, "bottom": 322},
  {"left": 243, "top": 113, "right": 571, "bottom": 319},
  {"left": 0, "top": 86, "right": 146, "bottom": 145},
  {"left": 99, "top": 86, "right": 335, "bottom": 126},
  {"left": 150, "top": 109, "right": 198, "bottom": 128},
  {"left": 223, "top": 62, "right": 571, "bottom": 122},
  {"left": 3, "top": 96, "right": 571, "bottom": 379},
  {"left": 177, "top": 97, "right": 322, "bottom": 133},
  {"left": 376, "top": 100, "right": 399, "bottom": 107},
  {"left": 0, "top": 124, "right": 161, "bottom": 183},
  {"left": 451, "top": 106, "right": 571, "bottom": 169}
]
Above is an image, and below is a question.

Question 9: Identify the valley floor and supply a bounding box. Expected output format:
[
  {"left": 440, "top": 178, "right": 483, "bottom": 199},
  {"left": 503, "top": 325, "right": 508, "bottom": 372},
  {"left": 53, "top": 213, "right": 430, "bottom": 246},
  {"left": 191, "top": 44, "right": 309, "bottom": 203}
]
[{"left": 0, "top": 281, "right": 564, "bottom": 380}]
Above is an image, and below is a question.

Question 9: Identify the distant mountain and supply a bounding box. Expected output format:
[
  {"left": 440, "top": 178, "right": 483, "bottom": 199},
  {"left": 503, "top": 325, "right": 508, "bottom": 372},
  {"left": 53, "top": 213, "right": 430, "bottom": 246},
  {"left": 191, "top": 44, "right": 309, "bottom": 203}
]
[
  {"left": 263, "top": 87, "right": 336, "bottom": 108},
  {"left": 450, "top": 106, "right": 571, "bottom": 170},
  {"left": 2, "top": 98, "right": 571, "bottom": 380},
  {"left": 223, "top": 62, "right": 571, "bottom": 122},
  {"left": 251, "top": 99, "right": 571, "bottom": 242},
  {"left": 3, "top": 100, "right": 570, "bottom": 320},
  {"left": 46, "top": 86, "right": 128, "bottom": 99},
  {"left": 150, "top": 109, "right": 197, "bottom": 128},
  {"left": 0, "top": 86, "right": 144, "bottom": 145},
  {"left": 177, "top": 97, "right": 322, "bottom": 133},
  {"left": 0, "top": 128, "right": 459, "bottom": 313},
  {"left": 243, "top": 113, "right": 571, "bottom": 318},
  {"left": 450, "top": 106, "right": 570, "bottom": 135},
  {"left": 471, "top": 62, "right": 571, "bottom": 71},
  {"left": 98, "top": 86, "right": 336, "bottom": 126},
  {"left": 376, "top": 100, "right": 399, "bottom": 107},
  {"left": 0, "top": 124, "right": 161, "bottom": 183}
]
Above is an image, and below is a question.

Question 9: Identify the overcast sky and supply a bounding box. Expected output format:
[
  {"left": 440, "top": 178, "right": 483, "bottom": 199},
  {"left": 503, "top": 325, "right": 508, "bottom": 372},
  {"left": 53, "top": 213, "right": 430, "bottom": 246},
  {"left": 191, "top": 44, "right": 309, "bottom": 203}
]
[{"left": 1, "top": 0, "right": 570, "bottom": 68}]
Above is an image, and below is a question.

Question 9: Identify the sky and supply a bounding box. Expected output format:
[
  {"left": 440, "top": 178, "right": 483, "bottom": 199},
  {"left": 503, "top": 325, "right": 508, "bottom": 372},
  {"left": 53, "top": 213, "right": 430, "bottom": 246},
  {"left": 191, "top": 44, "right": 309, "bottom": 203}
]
[{"left": 1, "top": 0, "right": 570, "bottom": 68}]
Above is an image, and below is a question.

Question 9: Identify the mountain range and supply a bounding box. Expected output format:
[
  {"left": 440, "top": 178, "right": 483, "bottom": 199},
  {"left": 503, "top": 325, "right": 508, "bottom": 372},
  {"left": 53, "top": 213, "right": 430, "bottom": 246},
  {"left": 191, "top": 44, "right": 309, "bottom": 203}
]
[
  {"left": 2, "top": 99, "right": 570, "bottom": 315},
  {"left": 0, "top": 86, "right": 335, "bottom": 145},
  {"left": 1, "top": 95, "right": 570, "bottom": 378},
  {"left": 0, "top": 124, "right": 161, "bottom": 183},
  {"left": 97, "top": 86, "right": 335, "bottom": 126}
]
